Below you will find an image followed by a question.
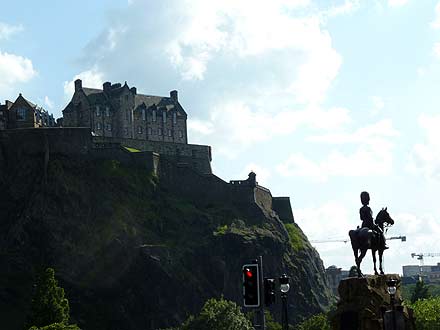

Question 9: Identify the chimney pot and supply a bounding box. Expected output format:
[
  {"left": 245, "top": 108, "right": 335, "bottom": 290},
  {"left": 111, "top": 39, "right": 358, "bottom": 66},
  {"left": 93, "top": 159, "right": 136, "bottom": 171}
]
[
  {"left": 170, "top": 90, "right": 178, "bottom": 102},
  {"left": 103, "top": 82, "right": 111, "bottom": 92},
  {"left": 74, "top": 79, "right": 82, "bottom": 92}
]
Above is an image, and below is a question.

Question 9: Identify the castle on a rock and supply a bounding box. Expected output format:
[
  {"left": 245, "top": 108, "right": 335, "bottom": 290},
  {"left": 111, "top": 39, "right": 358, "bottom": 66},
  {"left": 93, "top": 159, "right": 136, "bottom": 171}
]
[{"left": 0, "top": 80, "right": 294, "bottom": 223}]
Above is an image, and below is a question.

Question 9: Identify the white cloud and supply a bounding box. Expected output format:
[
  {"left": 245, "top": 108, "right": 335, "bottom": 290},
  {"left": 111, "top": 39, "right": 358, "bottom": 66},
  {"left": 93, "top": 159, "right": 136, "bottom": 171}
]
[
  {"left": 44, "top": 96, "right": 54, "bottom": 109},
  {"left": 189, "top": 103, "right": 351, "bottom": 156},
  {"left": 431, "top": 2, "right": 440, "bottom": 29},
  {"left": 0, "top": 51, "right": 36, "bottom": 95},
  {"left": 77, "top": 0, "right": 350, "bottom": 151},
  {"left": 0, "top": 22, "right": 23, "bottom": 40},
  {"left": 388, "top": 0, "right": 409, "bottom": 7},
  {"left": 371, "top": 96, "right": 384, "bottom": 115},
  {"left": 433, "top": 42, "right": 440, "bottom": 58},
  {"left": 408, "top": 114, "right": 440, "bottom": 180},
  {"left": 323, "top": 0, "right": 360, "bottom": 19},
  {"left": 277, "top": 120, "right": 399, "bottom": 181},
  {"left": 159, "top": 0, "right": 342, "bottom": 104},
  {"left": 295, "top": 202, "right": 353, "bottom": 251},
  {"left": 63, "top": 68, "right": 104, "bottom": 100}
]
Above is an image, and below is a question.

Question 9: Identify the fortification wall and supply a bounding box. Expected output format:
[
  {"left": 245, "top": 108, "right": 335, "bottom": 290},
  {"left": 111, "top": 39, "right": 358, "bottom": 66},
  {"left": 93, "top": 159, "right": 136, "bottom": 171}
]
[
  {"left": 0, "top": 127, "right": 92, "bottom": 158},
  {"left": 272, "top": 197, "right": 294, "bottom": 223},
  {"left": 91, "top": 145, "right": 159, "bottom": 175},
  {"left": 254, "top": 185, "right": 273, "bottom": 211},
  {"left": 93, "top": 136, "right": 212, "bottom": 174}
]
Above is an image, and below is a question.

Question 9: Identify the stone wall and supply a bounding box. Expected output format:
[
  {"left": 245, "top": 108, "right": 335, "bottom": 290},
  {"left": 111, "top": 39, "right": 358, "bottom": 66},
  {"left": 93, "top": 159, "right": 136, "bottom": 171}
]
[
  {"left": 272, "top": 197, "right": 295, "bottom": 223},
  {"left": 93, "top": 136, "right": 212, "bottom": 174},
  {"left": 0, "top": 127, "right": 92, "bottom": 158},
  {"left": 330, "top": 275, "right": 415, "bottom": 330}
]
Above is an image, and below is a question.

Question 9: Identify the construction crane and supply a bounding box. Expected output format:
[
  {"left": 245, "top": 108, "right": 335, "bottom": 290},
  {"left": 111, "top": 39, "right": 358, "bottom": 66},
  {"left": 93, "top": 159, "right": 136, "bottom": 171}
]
[
  {"left": 310, "top": 235, "right": 406, "bottom": 244},
  {"left": 410, "top": 252, "right": 440, "bottom": 266}
]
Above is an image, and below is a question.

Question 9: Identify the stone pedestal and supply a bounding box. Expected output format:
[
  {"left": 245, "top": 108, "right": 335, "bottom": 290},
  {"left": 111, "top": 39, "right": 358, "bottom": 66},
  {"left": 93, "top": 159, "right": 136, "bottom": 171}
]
[{"left": 330, "top": 274, "right": 415, "bottom": 330}]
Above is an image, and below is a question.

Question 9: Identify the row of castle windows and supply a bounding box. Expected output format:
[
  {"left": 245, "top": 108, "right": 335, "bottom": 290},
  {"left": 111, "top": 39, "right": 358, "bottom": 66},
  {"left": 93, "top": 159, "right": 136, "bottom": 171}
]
[
  {"left": 96, "top": 105, "right": 177, "bottom": 124},
  {"left": 95, "top": 122, "right": 184, "bottom": 138}
]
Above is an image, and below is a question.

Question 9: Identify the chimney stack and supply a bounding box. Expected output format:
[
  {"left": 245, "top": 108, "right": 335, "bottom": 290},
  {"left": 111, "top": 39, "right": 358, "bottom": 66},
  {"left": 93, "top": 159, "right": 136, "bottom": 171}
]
[
  {"left": 170, "top": 90, "right": 178, "bottom": 102},
  {"left": 103, "top": 82, "right": 111, "bottom": 92},
  {"left": 130, "top": 87, "right": 137, "bottom": 95},
  {"left": 74, "top": 79, "right": 82, "bottom": 92}
]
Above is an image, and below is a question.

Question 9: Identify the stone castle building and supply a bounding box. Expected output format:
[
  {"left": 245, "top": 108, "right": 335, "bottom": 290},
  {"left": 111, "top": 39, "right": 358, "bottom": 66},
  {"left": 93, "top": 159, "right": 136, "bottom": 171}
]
[
  {"left": 0, "top": 94, "right": 55, "bottom": 130},
  {"left": 62, "top": 79, "right": 187, "bottom": 143}
]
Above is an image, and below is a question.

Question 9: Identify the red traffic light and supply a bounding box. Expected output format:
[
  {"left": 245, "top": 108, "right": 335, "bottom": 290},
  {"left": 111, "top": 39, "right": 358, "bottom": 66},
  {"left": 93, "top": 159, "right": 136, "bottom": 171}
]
[{"left": 245, "top": 269, "right": 253, "bottom": 278}]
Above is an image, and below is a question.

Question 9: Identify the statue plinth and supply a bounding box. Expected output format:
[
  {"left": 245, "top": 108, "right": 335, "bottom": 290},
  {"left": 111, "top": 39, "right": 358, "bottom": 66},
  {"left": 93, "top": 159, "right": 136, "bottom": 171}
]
[{"left": 329, "top": 274, "right": 415, "bottom": 330}]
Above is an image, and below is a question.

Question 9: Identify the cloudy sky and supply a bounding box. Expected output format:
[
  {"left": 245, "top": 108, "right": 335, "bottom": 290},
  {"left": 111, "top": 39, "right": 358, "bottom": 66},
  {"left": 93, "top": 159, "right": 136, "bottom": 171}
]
[{"left": 2, "top": 0, "right": 440, "bottom": 274}]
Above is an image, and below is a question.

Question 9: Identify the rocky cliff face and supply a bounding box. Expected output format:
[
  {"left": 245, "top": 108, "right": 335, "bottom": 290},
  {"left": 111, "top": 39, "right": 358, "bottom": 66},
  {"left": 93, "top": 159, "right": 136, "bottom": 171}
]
[{"left": 0, "top": 150, "right": 333, "bottom": 330}]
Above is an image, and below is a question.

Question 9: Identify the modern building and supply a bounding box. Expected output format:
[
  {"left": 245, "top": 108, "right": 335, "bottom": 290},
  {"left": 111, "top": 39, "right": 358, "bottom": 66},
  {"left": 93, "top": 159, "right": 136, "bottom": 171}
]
[
  {"left": 62, "top": 79, "right": 188, "bottom": 143},
  {"left": 402, "top": 263, "right": 440, "bottom": 284},
  {"left": 0, "top": 94, "right": 55, "bottom": 129}
]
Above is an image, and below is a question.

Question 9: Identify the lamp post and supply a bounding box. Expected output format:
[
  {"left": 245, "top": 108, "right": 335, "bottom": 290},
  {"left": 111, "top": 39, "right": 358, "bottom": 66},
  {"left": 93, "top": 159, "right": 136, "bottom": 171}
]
[
  {"left": 386, "top": 278, "right": 398, "bottom": 330},
  {"left": 279, "top": 274, "right": 290, "bottom": 330}
]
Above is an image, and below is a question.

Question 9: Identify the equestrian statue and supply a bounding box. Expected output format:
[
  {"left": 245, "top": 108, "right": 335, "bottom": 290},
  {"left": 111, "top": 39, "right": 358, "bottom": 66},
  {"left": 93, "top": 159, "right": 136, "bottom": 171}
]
[{"left": 349, "top": 191, "right": 395, "bottom": 277}]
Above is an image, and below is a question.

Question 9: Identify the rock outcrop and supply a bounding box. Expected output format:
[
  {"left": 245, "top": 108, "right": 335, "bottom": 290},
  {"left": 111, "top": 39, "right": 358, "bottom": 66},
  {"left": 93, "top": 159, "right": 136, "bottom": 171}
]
[
  {"left": 330, "top": 275, "right": 415, "bottom": 330},
  {"left": 0, "top": 148, "right": 333, "bottom": 329}
]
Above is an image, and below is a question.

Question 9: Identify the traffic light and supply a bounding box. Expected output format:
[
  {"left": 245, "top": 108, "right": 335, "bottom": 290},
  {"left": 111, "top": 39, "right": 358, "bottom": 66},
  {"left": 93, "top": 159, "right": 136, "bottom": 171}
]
[
  {"left": 242, "top": 264, "right": 260, "bottom": 307},
  {"left": 264, "top": 278, "right": 276, "bottom": 306}
]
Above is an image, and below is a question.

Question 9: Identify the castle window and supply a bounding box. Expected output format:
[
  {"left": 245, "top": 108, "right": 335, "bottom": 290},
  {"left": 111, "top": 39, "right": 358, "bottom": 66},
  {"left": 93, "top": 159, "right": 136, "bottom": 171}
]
[
  {"left": 125, "top": 95, "right": 129, "bottom": 101},
  {"left": 179, "top": 130, "right": 183, "bottom": 138},
  {"left": 148, "top": 127, "right": 152, "bottom": 135},
  {"left": 96, "top": 106, "right": 100, "bottom": 116},
  {"left": 163, "top": 112, "right": 167, "bottom": 123},
  {"left": 96, "top": 122, "right": 102, "bottom": 130},
  {"left": 125, "top": 110, "right": 129, "bottom": 120},
  {"left": 124, "top": 127, "right": 128, "bottom": 135},
  {"left": 105, "top": 107, "right": 110, "bottom": 117},
  {"left": 17, "top": 108, "right": 26, "bottom": 121},
  {"left": 138, "top": 126, "right": 143, "bottom": 134},
  {"left": 152, "top": 110, "right": 156, "bottom": 122},
  {"left": 106, "top": 123, "right": 112, "bottom": 131},
  {"left": 158, "top": 128, "right": 162, "bottom": 135},
  {"left": 142, "top": 109, "right": 146, "bottom": 121},
  {"left": 168, "top": 129, "right": 172, "bottom": 137},
  {"left": 173, "top": 112, "right": 177, "bottom": 124}
]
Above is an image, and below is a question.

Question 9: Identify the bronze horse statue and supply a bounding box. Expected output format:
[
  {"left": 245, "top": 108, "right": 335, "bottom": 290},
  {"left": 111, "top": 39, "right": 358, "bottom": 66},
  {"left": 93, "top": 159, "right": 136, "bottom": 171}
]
[{"left": 349, "top": 208, "right": 394, "bottom": 277}]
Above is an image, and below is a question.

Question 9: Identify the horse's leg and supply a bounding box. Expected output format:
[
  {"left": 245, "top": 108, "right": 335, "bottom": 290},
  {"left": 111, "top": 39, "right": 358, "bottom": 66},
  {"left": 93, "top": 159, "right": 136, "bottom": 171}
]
[
  {"left": 379, "top": 249, "right": 385, "bottom": 275},
  {"left": 357, "top": 248, "right": 368, "bottom": 277},
  {"left": 372, "top": 249, "right": 378, "bottom": 275}
]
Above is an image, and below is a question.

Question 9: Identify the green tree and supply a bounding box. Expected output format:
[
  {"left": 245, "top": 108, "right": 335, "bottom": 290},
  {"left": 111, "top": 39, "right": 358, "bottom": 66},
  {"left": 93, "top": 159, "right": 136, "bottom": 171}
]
[
  {"left": 411, "top": 279, "right": 431, "bottom": 304},
  {"left": 294, "top": 313, "right": 331, "bottom": 330},
  {"left": 265, "top": 310, "right": 282, "bottom": 330},
  {"left": 411, "top": 296, "right": 440, "bottom": 330},
  {"left": 180, "top": 297, "right": 253, "bottom": 330},
  {"left": 26, "top": 268, "right": 79, "bottom": 330},
  {"left": 348, "top": 266, "right": 358, "bottom": 278}
]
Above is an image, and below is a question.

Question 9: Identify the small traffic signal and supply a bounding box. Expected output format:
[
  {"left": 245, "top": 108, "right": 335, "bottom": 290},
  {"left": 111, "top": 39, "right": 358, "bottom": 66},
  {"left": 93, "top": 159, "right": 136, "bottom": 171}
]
[
  {"left": 264, "top": 278, "right": 276, "bottom": 306},
  {"left": 242, "top": 264, "right": 260, "bottom": 307}
]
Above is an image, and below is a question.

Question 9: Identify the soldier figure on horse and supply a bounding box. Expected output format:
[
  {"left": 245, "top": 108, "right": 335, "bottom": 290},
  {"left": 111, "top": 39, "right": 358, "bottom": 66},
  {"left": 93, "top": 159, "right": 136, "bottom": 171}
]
[
  {"left": 359, "top": 191, "right": 388, "bottom": 250},
  {"left": 349, "top": 191, "right": 395, "bottom": 277}
]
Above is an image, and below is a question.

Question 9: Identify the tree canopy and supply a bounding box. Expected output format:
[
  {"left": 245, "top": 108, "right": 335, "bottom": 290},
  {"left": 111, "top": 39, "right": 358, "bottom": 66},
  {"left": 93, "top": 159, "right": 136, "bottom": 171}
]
[
  {"left": 26, "top": 268, "right": 80, "bottom": 330},
  {"left": 411, "top": 279, "right": 431, "bottom": 304},
  {"left": 180, "top": 297, "right": 253, "bottom": 330}
]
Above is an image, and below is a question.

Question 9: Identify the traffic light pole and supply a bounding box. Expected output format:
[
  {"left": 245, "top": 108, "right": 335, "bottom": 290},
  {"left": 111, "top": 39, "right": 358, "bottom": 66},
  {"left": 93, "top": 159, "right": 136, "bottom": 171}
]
[{"left": 257, "top": 256, "right": 266, "bottom": 330}]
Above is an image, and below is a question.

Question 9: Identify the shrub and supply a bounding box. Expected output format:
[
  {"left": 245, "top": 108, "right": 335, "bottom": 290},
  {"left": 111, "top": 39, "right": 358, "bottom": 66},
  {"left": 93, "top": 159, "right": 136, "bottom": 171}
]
[{"left": 411, "top": 296, "right": 440, "bottom": 330}]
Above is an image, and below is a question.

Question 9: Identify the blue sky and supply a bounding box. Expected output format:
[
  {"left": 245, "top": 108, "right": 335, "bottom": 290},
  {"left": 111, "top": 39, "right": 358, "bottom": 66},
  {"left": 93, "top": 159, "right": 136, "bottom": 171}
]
[{"left": 2, "top": 0, "right": 440, "bottom": 275}]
